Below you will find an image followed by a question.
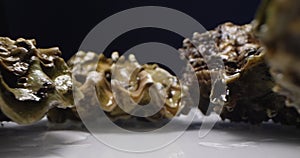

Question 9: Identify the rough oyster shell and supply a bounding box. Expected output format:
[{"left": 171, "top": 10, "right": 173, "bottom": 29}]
[
  {"left": 96, "top": 52, "right": 187, "bottom": 121},
  {"left": 254, "top": 0, "right": 300, "bottom": 113},
  {"left": 47, "top": 51, "right": 97, "bottom": 123},
  {"left": 0, "top": 37, "right": 73, "bottom": 124},
  {"left": 180, "top": 22, "right": 300, "bottom": 125},
  {"left": 49, "top": 51, "right": 190, "bottom": 123}
]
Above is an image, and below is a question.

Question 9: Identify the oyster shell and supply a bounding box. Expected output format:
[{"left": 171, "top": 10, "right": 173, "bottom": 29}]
[
  {"left": 47, "top": 51, "right": 98, "bottom": 123},
  {"left": 49, "top": 51, "right": 190, "bottom": 123},
  {"left": 254, "top": 0, "right": 300, "bottom": 113},
  {"left": 96, "top": 52, "right": 187, "bottom": 121},
  {"left": 180, "top": 22, "right": 300, "bottom": 125},
  {"left": 0, "top": 37, "right": 73, "bottom": 124}
]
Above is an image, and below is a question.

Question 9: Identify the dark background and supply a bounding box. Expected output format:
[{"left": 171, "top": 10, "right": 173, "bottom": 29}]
[{"left": 0, "top": 0, "right": 261, "bottom": 60}]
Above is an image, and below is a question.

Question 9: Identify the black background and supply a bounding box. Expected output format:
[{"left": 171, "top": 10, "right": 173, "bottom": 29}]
[{"left": 0, "top": 0, "right": 261, "bottom": 60}]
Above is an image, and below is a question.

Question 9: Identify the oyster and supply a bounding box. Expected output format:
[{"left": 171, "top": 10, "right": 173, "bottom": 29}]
[
  {"left": 0, "top": 37, "right": 73, "bottom": 124},
  {"left": 49, "top": 51, "right": 190, "bottom": 123},
  {"left": 96, "top": 52, "right": 188, "bottom": 121},
  {"left": 47, "top": 51, "right": 98, "bottom": 123},
  {"left": 254, "top": 0, "right": 300, "bottom": 113},
  {"left": 180, "top": 22, "right": 300, "bottom": 125}
]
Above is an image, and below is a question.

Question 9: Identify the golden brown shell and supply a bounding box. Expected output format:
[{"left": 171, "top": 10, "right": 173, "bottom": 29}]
[
  {"left": 49, "top": 51, "right": 190, "bottom": 123},
  {"left": 0, "top": 37, "right": 73, "bottom": 124},
  {"left": 95, "top": 52, "right": 187, "bottom": 121}
]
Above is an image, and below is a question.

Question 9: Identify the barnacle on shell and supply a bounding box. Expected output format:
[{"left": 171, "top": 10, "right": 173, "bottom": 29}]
[
  {"left": 0, "top": 37, "right": 73, "bottom": 124},
  {"left": 254, "top": 0, "right": 300, "bottom": 114},
  {"left": 180, "top": 22, "right": 300, "bottom": 125}
]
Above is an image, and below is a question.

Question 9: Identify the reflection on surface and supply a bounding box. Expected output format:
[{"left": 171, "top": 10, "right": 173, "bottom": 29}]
[{"left": 0, "top": 113, "right": 300, "bottom": 158}]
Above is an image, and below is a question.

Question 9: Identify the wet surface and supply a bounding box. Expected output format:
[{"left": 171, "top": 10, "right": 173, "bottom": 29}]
[{"left": 0, "top": 113, "right": 300, "bottom": 158}]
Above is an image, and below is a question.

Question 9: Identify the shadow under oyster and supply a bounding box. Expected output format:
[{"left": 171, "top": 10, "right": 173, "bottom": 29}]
[
  {"left": 180, "top": 22, "right": 300, "bottom": 125},
  {"left": 0, "top": 37, "right": 73, "bottom": 124}
]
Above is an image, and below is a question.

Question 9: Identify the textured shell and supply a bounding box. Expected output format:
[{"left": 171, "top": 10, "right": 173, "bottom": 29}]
[
  {"left": 254, "top": 0, "right": 300, "bottom": 113},
  {"left": 96, "top": 52, "right": 188, "bottom": 121},
  {"left": 47, "top": 51, "right": 98, "bottom": 123},
  {"left": 180, "top": 22, "right": 300, "bottom": 125},
  {"left": 0, "top": 37, "right": 73, "bottom": 124},
  {"left": 50, "top": 51, "right": 190, "bottom": 123}
]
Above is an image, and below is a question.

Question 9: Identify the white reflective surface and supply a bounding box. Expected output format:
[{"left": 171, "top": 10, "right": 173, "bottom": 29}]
[{"left": 0, "top": 113, "right": 300, "bottom": 158}]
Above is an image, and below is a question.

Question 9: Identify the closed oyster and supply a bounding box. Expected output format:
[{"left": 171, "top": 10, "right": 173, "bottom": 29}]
[
  {"left": 254, "top": 0, "right": 300, "bottom": 113},
  {"left": 0, "top": 37, "right": 73, "bottom": 124},
  {"left": 96, "top": 52, "right": 187, "bottom": 121},
  {"left": 50, "top": 51, "right": 190, "bottom": 123},
  {"left": 180, "top": 22, "right": 300, "bottom": 125},
  {"left": 47, "top": 51, "right": 98, "bottom": 123}
]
